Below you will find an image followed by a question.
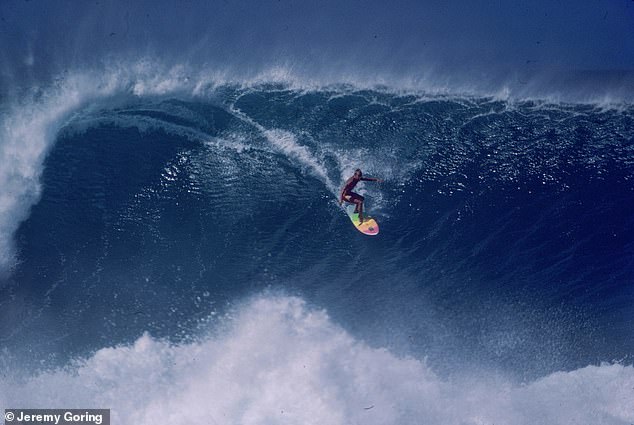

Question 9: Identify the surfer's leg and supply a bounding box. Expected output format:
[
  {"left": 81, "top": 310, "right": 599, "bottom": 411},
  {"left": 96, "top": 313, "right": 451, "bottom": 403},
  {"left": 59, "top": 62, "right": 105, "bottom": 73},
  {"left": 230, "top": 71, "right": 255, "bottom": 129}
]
[
  {"left": 350, "top": 193, "right": 364, "bottom": 222},
  {"left": 351, "top": 193, "right": 364, "bottom": 213}
]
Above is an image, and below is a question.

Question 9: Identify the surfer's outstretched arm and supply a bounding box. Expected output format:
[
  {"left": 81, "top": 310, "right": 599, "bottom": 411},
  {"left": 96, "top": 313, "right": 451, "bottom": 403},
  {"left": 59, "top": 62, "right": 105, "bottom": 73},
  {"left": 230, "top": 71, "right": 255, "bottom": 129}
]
[{"left": 361, "top": 177, "right": 383, "bottom": 183}]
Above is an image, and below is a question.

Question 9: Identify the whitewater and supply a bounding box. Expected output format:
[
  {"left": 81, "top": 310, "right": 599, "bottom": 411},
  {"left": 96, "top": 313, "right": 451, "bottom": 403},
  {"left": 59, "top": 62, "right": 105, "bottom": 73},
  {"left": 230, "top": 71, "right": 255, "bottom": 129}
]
[{"left": 0, "top": 295, "right": 632, "bottom": 425}]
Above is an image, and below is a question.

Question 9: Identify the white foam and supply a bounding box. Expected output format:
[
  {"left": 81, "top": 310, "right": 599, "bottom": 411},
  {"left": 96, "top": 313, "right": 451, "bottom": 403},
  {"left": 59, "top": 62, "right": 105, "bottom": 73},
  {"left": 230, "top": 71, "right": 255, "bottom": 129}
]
[
  {"left": 226, "top": 105, "right": 338, "bottom": 194},
  {"left": 0, "top": 74, "right": 103, "bottom": 274},
  {"left": 0, "top": 295, "right": 631, "bottom": 425},
  {"left": 263, "top": 129, "right": 336, "bottom": 192}
]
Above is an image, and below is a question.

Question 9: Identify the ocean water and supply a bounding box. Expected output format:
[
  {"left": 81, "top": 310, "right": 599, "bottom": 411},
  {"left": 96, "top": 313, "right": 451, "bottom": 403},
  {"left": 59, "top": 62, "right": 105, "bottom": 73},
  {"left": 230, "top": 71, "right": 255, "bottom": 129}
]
[
  {"left": 0, "top": 72, "right": 632, "bottom": 424},
  {"left": 1, "top": 0, "right": 634, "bottom": 422}
]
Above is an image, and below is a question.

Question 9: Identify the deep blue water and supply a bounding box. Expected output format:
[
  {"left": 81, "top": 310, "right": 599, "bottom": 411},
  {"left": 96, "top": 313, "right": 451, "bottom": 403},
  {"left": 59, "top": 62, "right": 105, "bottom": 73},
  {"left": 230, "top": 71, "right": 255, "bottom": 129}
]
[{"left": 0, "top": 84, "right": 633, "bottom": 423}]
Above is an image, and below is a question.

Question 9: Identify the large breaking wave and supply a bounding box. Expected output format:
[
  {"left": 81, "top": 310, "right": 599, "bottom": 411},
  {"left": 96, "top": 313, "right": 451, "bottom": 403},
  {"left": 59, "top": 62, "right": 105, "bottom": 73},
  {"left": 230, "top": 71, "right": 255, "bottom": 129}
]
[{"left": 0, "top": 61, "right": 633, "bottom": 423}]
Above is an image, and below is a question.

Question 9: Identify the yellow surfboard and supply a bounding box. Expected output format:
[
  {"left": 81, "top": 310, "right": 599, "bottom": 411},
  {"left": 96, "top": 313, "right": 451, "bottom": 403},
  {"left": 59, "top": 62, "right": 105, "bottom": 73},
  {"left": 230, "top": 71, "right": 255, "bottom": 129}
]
[{"left": 345, "top": 204, "right": 379, "bottom": 236}]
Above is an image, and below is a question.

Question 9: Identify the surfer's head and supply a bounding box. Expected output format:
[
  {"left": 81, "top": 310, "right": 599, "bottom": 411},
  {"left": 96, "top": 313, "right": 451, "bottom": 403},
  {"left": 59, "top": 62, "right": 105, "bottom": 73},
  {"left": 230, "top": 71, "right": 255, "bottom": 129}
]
[{"left": 354, "top": 169, "right": 362, "bottom": 179}]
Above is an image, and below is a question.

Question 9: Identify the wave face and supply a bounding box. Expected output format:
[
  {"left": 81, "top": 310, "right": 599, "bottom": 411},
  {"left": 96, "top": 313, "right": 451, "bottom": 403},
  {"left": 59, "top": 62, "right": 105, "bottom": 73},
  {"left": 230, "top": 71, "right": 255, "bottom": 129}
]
[{"left": 0, "top": 80, "right": 633, "bottom": 423}]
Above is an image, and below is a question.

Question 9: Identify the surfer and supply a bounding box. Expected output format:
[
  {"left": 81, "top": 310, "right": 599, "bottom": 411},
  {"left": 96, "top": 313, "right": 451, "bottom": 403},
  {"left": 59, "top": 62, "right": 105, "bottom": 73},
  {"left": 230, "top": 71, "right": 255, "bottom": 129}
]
[{"left": 339, "top": 169, "right": 382, "bottom": 224}]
